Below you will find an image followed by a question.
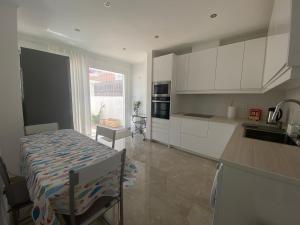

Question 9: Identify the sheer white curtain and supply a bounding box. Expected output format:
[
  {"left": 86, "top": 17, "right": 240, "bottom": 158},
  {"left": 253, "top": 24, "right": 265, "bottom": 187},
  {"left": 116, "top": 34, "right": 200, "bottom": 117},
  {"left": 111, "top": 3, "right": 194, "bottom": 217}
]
[{"left": 69, "top": 51, "right": 91, "bottom": 136}]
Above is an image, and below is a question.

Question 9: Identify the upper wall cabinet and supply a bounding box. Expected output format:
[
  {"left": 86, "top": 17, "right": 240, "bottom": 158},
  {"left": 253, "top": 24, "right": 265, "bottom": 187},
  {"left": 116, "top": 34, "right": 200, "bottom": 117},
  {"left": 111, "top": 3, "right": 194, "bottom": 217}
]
[
  {"left": 215, "top": 42, "right": 245, "bottom": 90},
  {"left": 153, "top": 54, "right": 175, "bottom": 82},
  {"left": 175, "top": 54, "right": 189, "bottom": 92},
  {"left": 241, "top": 37, "right": 266, "bottom": 89},
  {"left": 173, "top": 37, "right": 267, "bottom": 93},
  {"left": 188, "top": 48, "right": 217, "bottom": 90},
  {"left": 263, "top": 0, "right": 300, "bottom": 91},
  {"left": 263, "top": 33, "right": 290, "bottom": 87}
]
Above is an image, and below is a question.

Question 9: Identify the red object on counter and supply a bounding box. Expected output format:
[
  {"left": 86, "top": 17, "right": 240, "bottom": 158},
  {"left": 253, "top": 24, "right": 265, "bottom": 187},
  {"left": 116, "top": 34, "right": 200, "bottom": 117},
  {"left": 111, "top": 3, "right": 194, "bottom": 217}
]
[{"left": 248, "top": 108, "right": 262, "bottom": 121}]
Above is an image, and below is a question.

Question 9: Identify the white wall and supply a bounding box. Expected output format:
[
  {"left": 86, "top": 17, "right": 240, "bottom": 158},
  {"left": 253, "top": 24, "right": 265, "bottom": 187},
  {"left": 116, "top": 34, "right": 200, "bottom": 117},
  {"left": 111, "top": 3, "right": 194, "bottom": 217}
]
[
  {"left": 176, "top": 90, "right": 286, "bottom": 121},
  {"left": 284, "top": 87, "right": 300, "bottom": 124},
  {"left": 0, "top": 3, "right": 24, "bottom": 174},
  {"left": 131, "top": 60, "right": 147, "bottom": 115},
  {"left": 145, "top": 52, "right": 153, "bottom": 139}
]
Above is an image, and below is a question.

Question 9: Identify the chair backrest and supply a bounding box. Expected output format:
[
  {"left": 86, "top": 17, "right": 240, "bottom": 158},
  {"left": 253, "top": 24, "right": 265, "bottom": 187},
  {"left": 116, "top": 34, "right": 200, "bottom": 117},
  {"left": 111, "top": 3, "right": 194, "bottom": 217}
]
[
  {"left": 25, "top": 123, "right": 59, "bottom": 135},
  {"left": 115, "top": 128, "right": 131, "bottom": 140},
  {"left": 0, "top": 157, "right": 10, "bottom": 187},
  {"left": 96, "top": 126, "right": 116, "bottom": 149},
  {"left": 68, "top": 149, "right": 126, "bottom": 225}
]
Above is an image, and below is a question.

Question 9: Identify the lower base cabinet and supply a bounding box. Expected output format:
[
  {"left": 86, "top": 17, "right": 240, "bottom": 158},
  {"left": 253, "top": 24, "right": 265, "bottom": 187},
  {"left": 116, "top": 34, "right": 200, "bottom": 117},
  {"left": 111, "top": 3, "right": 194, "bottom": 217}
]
[
  {"left": 152, "top": 129, "right": 169, "bottom": 144},
  {"left": 213, "top": 164, "right": 300, "bottom": 225},
  {"left": 169, "top": 116, "right": 181, "bottom": 147},
  {"left": 169, "top": 116, "right": 236, "bottom": 159},
  {"left": 151, "top": 118, "right": 170, "bottom": 144}
]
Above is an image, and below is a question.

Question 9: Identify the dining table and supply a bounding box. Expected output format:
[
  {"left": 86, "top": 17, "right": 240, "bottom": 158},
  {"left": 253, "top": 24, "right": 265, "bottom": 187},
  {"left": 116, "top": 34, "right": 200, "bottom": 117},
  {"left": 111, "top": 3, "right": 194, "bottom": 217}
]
[{"left": 20, "top": 129, "right": 137, "bottom": 225}]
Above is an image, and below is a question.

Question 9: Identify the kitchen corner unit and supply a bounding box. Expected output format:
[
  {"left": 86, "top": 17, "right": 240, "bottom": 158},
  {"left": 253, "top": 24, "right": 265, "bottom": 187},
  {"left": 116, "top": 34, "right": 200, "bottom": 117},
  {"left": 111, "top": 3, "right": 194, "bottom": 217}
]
[
  {"left": 212, "top": 120, "right": 300, "bottom": 225},
  {"left": 169, "top": 115, "right": 237, "bottom": 160}
]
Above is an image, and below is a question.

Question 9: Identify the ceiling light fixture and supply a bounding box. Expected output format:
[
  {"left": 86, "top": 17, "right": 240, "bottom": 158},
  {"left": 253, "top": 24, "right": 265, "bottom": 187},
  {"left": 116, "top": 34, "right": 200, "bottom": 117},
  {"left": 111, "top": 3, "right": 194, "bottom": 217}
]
[
  {"left": 104, "top": 1, "right": 112, "bottom": 8},
  {"left": 47, "top": 28, "right": 70, "bottom": 38},
  {"left": 46, "top": 28, "right": 82, "bottom": 43},
  {"left": 154, "top": 35, "right": 159, "bottom": 39},
  {"left": 74, "top": 28, "right": 80, "bottom": 32},
  {"left": 210, "top": 13, "right": 217, "bottom": 18}
]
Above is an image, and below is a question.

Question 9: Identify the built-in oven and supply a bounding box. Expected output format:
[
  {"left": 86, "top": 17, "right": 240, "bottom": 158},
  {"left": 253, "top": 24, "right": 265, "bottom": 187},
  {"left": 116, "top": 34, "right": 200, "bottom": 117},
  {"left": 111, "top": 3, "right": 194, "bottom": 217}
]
[
  {"left": 153, "top": 81, "right": 171, "bottom": 97},
  {"left": 151, "top": 96, "right": 170, "bottom": 119}
]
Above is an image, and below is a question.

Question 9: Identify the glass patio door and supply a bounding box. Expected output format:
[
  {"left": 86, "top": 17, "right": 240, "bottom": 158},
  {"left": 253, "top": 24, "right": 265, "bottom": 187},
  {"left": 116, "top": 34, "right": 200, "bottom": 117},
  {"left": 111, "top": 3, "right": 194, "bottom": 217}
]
[{"left": 88, "top": 67, "right": 125, "bottom": 137}]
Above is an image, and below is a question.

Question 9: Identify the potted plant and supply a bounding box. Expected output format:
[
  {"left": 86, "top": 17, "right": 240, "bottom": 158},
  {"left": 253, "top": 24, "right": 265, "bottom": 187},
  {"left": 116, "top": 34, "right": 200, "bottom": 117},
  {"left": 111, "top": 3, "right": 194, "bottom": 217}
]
[{"left": 91, "top": 103, "right": 105, "bottom": 127}]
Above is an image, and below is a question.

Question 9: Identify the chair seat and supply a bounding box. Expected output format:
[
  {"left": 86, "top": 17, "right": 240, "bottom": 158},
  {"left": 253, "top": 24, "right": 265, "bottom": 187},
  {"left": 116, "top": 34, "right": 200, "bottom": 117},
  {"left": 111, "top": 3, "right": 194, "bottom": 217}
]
[
  {"left": 6, "top": 176, "right": 32, "bottom": 208},
  {"left": 62, "top": 196, "right": 119, "bottom": 225},
  {"left": 10, "top": 175, "right": 26, "bottom": 184}
]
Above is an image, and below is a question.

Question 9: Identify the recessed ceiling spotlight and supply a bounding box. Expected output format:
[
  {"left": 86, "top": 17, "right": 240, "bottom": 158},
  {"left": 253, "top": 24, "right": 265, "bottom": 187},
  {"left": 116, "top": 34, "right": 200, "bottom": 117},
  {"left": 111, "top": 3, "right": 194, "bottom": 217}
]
[
  {"left": 210, "top": 13, "right": 217, "bottom": 18},
  {"left": 74, "top": 28, "right": 80, "bottom": 32},
  {"left": 123, "top": 47, "right": 126, "bottom": 51},
  {"left": 154, "top": 35, "right": 159, "bottom": 39},
  {"left": 104, "top": 1, "right": 112, "bottom": 8}
]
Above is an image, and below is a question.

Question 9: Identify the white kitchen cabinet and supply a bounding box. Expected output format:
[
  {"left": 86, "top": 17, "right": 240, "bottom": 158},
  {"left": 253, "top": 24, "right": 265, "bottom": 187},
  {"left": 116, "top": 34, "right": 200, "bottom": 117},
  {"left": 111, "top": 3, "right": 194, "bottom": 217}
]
[
  {"left": 263, "top": 33, "right": 290, "bottom": 86},
  {"left": 175, "top": 54, "right": 189, "bottom": 92},
  {"left": 181, "top": 121, "right": 235, "bottom": 159},
  {"left": 152, "top": 129, "right": 169, "bottom": 145},
  {"left": 241, "top": 37, "right": 266, "bottom": 89},
  {"left": 262, "top": 0, "right": 300, "bottom": 90},
  {"left": 173, "top": 37, "right": 268, "bottom": 93},
  {"left": 206, "top": 122, "right": 236, "bottom": 159},
  {"left": 153, "top": 54, "right": 174, "bottom": 82},
  {"left": 188, "top": 48, "right": 217, "bottom": 90},
  {"left": 213, "top": 164, "right": 300, "bottom": 225},
  {"left": 215, "top": 42, "right": 245, "bottom": 90},
  {"left": 169, "top": 116, "right": 236, "bottom": 159},
  {"left": 151, "top": 118, "right": 169, "bottom": 144},
  {"left": 169, "top": 117, "right": 181, "bottom": 147},
  {"left": 181, "top": 133, "right": 209, "bottom": 154},
  {"left": 181, "top": 118, "right": 209, "bottom": 137}
]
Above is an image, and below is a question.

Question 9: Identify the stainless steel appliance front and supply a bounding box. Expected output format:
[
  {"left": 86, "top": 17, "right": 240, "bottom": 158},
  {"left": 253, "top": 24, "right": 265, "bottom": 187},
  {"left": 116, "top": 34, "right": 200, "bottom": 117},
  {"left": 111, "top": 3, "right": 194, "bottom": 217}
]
[{"left": 152, "top": 81, "right": 171, "bottom": 97}]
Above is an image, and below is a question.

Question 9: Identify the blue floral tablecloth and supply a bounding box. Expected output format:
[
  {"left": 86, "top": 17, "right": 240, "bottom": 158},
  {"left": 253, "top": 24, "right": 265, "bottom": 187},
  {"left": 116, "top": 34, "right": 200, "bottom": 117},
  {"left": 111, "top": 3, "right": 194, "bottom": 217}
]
[{"left": 20, "top": 129, "right": 137, "bottom": 225}]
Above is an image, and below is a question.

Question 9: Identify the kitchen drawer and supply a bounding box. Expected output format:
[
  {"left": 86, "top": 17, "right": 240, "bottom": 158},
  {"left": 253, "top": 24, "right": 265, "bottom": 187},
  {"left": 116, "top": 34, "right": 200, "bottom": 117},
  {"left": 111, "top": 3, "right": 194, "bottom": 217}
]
[
  {"left": 152, "top": 122, "right": 169, "bottom": 130},
  {"left": 152, "top": 127, "right": 169, "bottom": 134},
  {"left": 152, "top": 118, "right": 170, "bottom": 125},
  {"left": 152, "top": 118, "right": 170, "bottom": 130},
  {"left": 181, "top": 118, "right": 209, "bottom": 137},
  {"left": 152, "top": 129, "right": 169, "bottom": 144},
  {"left": 181, "top": 133, "right": 209, "bottom": 154}
]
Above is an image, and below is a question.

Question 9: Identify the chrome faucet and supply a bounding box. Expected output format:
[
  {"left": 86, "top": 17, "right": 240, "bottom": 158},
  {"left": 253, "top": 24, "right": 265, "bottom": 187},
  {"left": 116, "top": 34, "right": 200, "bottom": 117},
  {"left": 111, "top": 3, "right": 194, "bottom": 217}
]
[{"left": 271, "top": 99, "right": 300, "bottom": 123}]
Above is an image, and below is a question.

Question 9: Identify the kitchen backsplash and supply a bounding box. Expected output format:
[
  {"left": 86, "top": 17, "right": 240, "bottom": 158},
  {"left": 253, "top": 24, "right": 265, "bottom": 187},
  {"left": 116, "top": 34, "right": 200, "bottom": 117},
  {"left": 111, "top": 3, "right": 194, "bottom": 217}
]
[{"left": 175, "top": 90, "right": 286, "bottom": 121}]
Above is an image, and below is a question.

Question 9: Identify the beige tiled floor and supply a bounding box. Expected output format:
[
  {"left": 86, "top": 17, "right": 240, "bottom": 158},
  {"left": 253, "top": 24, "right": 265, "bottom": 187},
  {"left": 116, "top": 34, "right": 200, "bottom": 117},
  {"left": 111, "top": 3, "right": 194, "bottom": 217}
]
[
  {"left": 24, "top": 136, "right": 217, "bottom": 225},
  {"left": 123, "top": 137, "right": 217, "bottom": 225}
]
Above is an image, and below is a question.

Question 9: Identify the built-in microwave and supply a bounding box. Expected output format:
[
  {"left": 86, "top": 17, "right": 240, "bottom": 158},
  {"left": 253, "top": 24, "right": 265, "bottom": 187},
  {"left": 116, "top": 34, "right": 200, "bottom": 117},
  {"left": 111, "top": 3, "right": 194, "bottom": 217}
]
[{"left": 152, "top": 81, "right": 171, "bottom": 97}]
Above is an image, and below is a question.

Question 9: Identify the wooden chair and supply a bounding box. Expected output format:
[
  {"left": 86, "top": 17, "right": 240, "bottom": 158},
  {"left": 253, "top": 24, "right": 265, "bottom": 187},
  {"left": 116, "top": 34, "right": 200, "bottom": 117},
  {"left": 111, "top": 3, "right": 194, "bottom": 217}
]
[
  {"left": 61, "top": 149, "right": 126, "bottom": 225},
  {"left": 24, "top": 122, "right": 59, "bottom": 135},
  {"left": 0, "top": 157, "right": 32, "bottom": 225},
  {"left": 96, "top": 126, "right": 117, "bottom": 149}
]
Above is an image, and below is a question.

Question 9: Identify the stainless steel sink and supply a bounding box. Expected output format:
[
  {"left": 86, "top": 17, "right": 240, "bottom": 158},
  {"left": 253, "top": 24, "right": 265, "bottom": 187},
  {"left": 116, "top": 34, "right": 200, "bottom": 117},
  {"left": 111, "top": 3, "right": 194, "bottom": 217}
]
[
  {"left": 183, "top": 113, "right": 213, "bottom": 118},
  {"left": 242, "top": 123, "right": 297, "bottom": 146}
]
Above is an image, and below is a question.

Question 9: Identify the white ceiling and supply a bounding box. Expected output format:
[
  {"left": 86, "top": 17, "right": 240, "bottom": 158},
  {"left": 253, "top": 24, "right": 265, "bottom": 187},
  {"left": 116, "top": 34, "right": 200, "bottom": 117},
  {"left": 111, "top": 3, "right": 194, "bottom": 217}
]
[{"left": 17, "top": 0, "right": 274, "bottom": 63}]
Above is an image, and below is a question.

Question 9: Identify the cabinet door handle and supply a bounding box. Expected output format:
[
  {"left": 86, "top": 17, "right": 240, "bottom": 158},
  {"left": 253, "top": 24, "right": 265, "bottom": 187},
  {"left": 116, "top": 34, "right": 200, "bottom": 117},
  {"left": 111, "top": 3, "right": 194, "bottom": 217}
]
[
  {"left": 210, "top": 163, "right": 223, "bottom": 208},
  {"left": 152, "top": 100, "right": 170, "bottom": 103}
]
